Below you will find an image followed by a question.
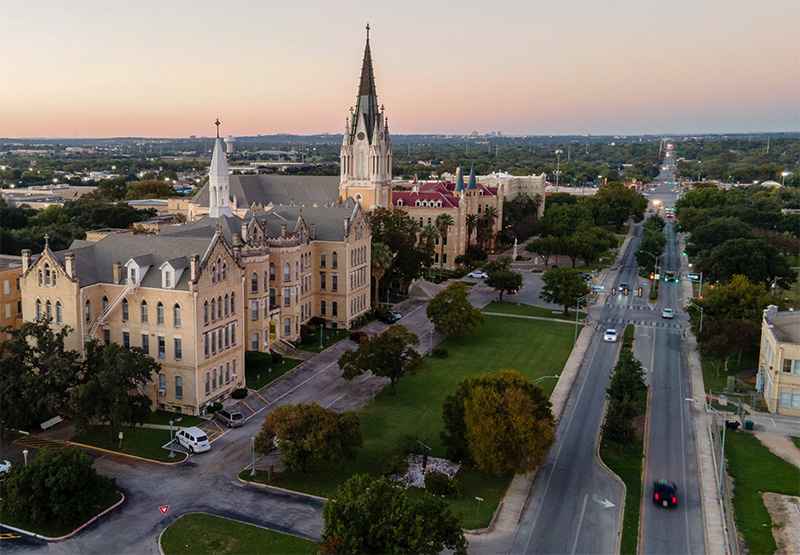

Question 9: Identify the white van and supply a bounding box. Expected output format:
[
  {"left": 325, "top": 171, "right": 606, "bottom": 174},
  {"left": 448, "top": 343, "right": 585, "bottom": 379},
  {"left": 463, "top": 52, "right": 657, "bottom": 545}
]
[{"left": 176, "top": 427, "right": 211, "bottom": 453}]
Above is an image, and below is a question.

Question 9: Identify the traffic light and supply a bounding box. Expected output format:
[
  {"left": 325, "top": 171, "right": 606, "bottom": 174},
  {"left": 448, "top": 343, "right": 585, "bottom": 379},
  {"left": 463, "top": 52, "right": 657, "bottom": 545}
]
[
  {"left": 637, "top": 287, "right": 643, "bottom": 297},
  {"left": 650, "top": 273, "right": 655, "bottom": 280},
  {"left": 611, "top": 287, "right": 617, "bottom": 295},
  {"left": 682, "top": 251, "right": 687, "bottom": 257}
]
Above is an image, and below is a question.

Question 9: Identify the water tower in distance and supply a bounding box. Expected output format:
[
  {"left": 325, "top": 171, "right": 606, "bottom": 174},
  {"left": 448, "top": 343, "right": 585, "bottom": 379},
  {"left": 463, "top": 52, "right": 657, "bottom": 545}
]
[{"left": 224, "top": 135, "right": 236, "bottom": 154}]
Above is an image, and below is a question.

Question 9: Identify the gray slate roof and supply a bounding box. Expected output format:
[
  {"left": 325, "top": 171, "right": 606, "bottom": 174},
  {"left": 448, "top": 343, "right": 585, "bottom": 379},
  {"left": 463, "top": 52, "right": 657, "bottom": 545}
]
[{"left": 191, "top": 175, "right": 340, "bottom": 210}]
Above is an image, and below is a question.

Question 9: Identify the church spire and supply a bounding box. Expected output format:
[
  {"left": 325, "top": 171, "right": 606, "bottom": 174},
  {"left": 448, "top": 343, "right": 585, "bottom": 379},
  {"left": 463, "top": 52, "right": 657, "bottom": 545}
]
[
  {"left": 454, "top": 166, "right": 464, "bottom": 192},
  {"left": 467, "top": 164, "right": 478, "bottom": 189},
  {"left": 352, "top": 23, "right": 380, "bottom": 143},
  {"left": 208, "top": 119, "right": 232, "bottom": 218}
]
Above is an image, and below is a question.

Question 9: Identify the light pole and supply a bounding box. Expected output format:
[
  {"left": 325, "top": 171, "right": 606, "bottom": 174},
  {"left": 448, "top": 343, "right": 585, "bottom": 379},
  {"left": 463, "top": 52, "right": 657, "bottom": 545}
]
[
  {"left": 169, "top": 420, "right": 175, "bottom": 458},
  {"left": 642, "top": 250, "right": 661, "bottom": 289},
  {"left": 320, "top": 326, "right": 323, "bottom": 350},
  {"left": 250, "top": 436, "right": 257, "bottom": 476},
  {"left": 475, "top": 496, "right": 483, "bottom": 526},
  {"left": 554, "top": 150, "right": 563, "bottom": 192},
  {"left": 533, "top": 374, "right": 560, "bottom": 384},
  {"left": 705, "top": 402, "right": 728, "bottom": 500},
  {"left": 428, "top": 328, "right": 434, "bottom": 356},
  {"left": 575, "top": 293, "right": 591, "bottom": 345},
  {"left": 781, "top": 171, "right": 789, "bottom": 187},
  {"left": 22, "top": 449, "right": 28, "bottom": 467},
  {"left": 689, "top": 302, "right": 704, "bottom": 332}
]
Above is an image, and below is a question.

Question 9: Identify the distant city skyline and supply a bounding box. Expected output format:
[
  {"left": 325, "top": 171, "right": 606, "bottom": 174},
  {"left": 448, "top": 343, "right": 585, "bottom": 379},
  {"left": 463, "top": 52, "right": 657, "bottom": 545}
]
[{"left": 1, "top": 0, "right": 798, "bottom": 138}]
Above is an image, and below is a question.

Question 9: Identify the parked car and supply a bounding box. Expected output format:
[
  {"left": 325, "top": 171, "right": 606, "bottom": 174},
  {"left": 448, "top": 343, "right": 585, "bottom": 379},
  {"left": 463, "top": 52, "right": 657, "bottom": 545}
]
[
  {"left": 216, "top": 409, "right": 244, "bottom": 428},
  {"left": 0, "top": 460, "right": 11, "bottom": 477},
  {"left": 467, "top": 270, "right": 489, "bottom": 279},
  {"left": 390, "top": 310, "right": 402, "bottom": 320},
  {"left": 603, "top": 329, "right": 618, "bottom": 342},
  {"left": 377, "top": 311, "right": 399, "bottom": 324},
  {"left": 653, "top": 479, "right": 677, "bottom": 507},
  {"left": 176, "top": 427, "right": 211, "bottom": 453},
  {"left": 349, "top": 331, "right": 368, "bottom": 343},
  {"left": 662, "top": 308, "right": 674, "bottom": 319}
]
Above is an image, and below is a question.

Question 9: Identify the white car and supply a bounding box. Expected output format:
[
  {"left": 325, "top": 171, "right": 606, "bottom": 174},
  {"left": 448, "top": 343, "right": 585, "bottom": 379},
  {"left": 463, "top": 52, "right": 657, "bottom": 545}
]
[
  {"left": 0, "top": 460, "right": 11, "bottom": 477},
  {"left": 390, "top": 310, "right": 402, "bottom": 320},
  {"left": 176, "top": 427, "right": 211, "bottom": 453},
  {"left": 603, "top": 329, "right": 618, "bottom": 343},
  {"left": 662, "top": 308, "right": 674, "bottom": 319},
  {"left": 467, "top": 270, "right": 489, "bottom": 279}
]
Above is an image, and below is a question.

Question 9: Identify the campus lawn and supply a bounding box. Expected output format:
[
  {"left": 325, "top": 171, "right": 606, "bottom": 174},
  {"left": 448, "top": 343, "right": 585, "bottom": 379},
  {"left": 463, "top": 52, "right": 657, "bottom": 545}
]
[
  {"left": 244, "top": 315, "right": 575, "bottom": 529},
  {"left": 482, "top": 300, "right": 587, "bottom": 321},
  {"left": 160, "top": 513, "right": 316, "bottom": 555},
  {"left": 700, "top": 352, "right": 758, "bottom": 395},
  {"left": 0, "top": 490, "right": 122, "bottom": 538},
  {"left": 245, "top": 354, "right": 302, "bottom": 390},
  {"left": 792, "top": 436, "right": 800, "bottom": 450},
  {"left": 148, "top": 410, "right": 205, "bottom": 427},
  {"left": 298, "top": 328, "right": 350, "bottom": 353},
  {"left": 724, "top": 432, "right": 800, "bottom": 555},
  {"left": 71, "top": 425, "right": 187, "bottom": 462}
]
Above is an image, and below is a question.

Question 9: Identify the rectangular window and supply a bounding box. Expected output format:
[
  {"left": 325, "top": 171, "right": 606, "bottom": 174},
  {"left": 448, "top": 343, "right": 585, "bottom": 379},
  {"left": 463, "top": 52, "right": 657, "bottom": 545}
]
[
  {"left": 284, "top": 317, "right": 291, "bottom": 335},
  {"left": 122, "top": 302, "right": 129, "bottom": 322},
  {"left": 778, "top": 388, "right": 800, "bottom": 409},
  {"left": 231, "top": 322, "right": 236, "bottom": 345},
  {"left": 332, "top": 301, "right": 338, "bottom": 317},
  {"left": 204, "top": 334, "right": 209, "bottom": 358},
  {"left": 251, "top": 333, "right": 258, "bottom": 350},
  {"left": 225, "top": 326, "right": 230, "bottom": 348},
  {"left": 205, "top": 373, "right": 210, "bottom": 395},
  {"left": 321, "top": 300, "right": 326, "bottom": 316},
  {"left": 270, "top": 288, "right": 276, "bottom": 307},
  {"left": 284, "top": 288, "right": 291, "bottom": 307},
  {"left": 443, "top": 253, "right": 447, "bottom": 264},
  {"left": 226, "top": 362, "right": 230, "bottom": 384},
  {"left": 332, "top": 275, "right": 338, "bottom": 292},
  {"left": 103, "top": 329, "right": 110, "bottom": 344},
  {"left": 158, "top": 336, "right": 166, "bottom": 359},
  {"left": 123, "top": 331, "right": 130, "bottom": 349},
  {"left": 175, "top": 376, "right": 183, "bottom": 399},
  {"left": 141, "top": 334, "right": 149, "bottom": 356},
  {"left": 211, "top": 332, "right": 217, "bottom": 354},
  {"left": 443, "top": 235, "right": 447, "bottom": 246},
  {"left": 212, "top": 368, "right": 217, "bottom": 390},
  {"left": 782, "top": 359, "right": 799, "bottom": 375},
  {"left": 320, "top": 273, "right": 326, "bottom": 290},
  {"left": 5, "top": 304, "right": 10, "bottom": 318},
  {"left": 3, "top": 281, "right": 8, "bottom": 295},
  {"left": 174, "top": 338, "right": 182, "bottom": 361},
  {"left": 264, "top": 298, "right": 269, "bottom": 319},
  {"left": 251, "top": 300, "right": 258, "bottom": 320}
]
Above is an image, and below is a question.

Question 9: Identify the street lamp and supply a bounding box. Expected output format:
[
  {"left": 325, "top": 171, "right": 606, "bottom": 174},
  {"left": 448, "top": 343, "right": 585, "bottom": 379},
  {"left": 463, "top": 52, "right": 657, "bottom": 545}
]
[
  {"left": 554, "top": 150, "right": 563, "bottom": 192},
  {"left": 533, "top": 374, "right": 560, "bottom": 384},
  {"left": 689, "top": 302, "right": 704, "bottom": 332},
  {"left": 22, "top": 449, "right": 28, "bottom": 467},
  {"left": 781, "top": 171, "right": 789, "bottom": 187},
  {"left": 575, "top": 293, "right": 591, "bottom": 345},
  {"left": 428, "top": 328, "right": 434, "bottom": 356},
  {"left": 250, "top": 436, "right": 257, "bottom": 476},
  {"left": 475, "top": 496, "right": 484, "bottom": 526},
  {"left": 169, "top": 420, "right": 175, "bottom": 458}
]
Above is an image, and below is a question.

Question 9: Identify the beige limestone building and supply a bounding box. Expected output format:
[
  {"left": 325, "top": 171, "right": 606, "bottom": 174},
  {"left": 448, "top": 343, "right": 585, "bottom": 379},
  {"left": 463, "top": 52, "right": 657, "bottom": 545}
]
[
  {"left": 0, "top": 255, "right": 23, "bottom": 339},
  {"left": 759, "top": 305, "right": 800, "bottom": 416}
]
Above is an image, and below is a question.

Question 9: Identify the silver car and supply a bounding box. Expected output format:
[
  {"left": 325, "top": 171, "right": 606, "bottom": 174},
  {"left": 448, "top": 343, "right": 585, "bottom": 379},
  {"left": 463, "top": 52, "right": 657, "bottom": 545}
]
[{"left": 216, "top": 409, "right": 245, "bottom": 428}]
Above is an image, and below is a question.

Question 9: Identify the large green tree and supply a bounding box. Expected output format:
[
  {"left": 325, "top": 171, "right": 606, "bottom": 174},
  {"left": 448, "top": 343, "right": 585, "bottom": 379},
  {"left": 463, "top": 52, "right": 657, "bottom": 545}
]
[
  {"left": 320, "top": 474, "right": 467, "bottom": 555},
  {"left": 685, "top": 217, "right": 751, "bottom": 257},
  {"left": 592, "top": 182, "right": 648, "bottom": 232},
  {"left": 254, "top": 403, "right": 362, "bottom": 472},
  {"left": 426, "top": 282, "right": 484, "bottom": 338},
  {"left": 687, "top": 274, "right": 772, "bottom": 333},
  {"left": 697, "top": 238, "right": 795, "bottom": 288},
  {"left": 525, "top": 235, "right": 560, "bottom": 267},
  {"left": 338, "top": 325, "right": 424, "bottom": 395},
  {"left": 539, "top": 266, "right": 590, "bottom": 315},
  {"left": 368, "top": 208, "right": 431, "bottom": 289},
  {"left": 485, "top": 267, "right": 523, "bottom": 302}
]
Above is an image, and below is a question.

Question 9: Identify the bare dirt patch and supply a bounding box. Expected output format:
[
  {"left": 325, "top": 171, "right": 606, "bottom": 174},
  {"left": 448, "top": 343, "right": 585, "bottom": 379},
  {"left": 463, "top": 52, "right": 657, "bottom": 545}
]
[
  {"left": 633, "top": 414, "right": 646, "bottom": 441},
  {"left": 754, "top": 432, "right": 800, "bottom": 469},
  {"left": 763, "top": 492, "right": 800, "bottom": 555}
]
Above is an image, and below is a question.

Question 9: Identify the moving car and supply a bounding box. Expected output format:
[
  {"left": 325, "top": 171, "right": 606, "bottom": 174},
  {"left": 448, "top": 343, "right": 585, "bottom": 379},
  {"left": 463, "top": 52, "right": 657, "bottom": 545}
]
[
  {"left": 653, "top": 479, "right": 678, "bottom": 507},
  {"left": 349, "top": 331, "right": 368, "bottom": 343},
  {"left": 176, "top": 427, "right": 211, "bottom": 453},
  {"left": 467, "top": 270, "right": 489, "bottom": 279},
  {"left": 0, "top": 460, "right": 11, "bottom": 477},
  {"left": 216, "top": 409, "right": 244, "bottom": 428},
  {"left": 377, "top": 311, "right": 399, "bottom": 324},
  {"left": 390, "top": 310, "right": 402, "bottom": 320},
  {"left": 619, "top": 282, "right": 629, "bottom": 293},
  {"left": 603, "top": 329, "right": 618, "bottom": 342},
  {"left": 662, "top": 308, "right": 674, "bottom": 319}
]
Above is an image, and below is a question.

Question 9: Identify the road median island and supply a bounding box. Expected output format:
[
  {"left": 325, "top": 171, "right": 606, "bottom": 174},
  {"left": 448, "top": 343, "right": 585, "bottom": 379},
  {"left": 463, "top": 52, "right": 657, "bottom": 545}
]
[{"left": 70, "top": 425, "right": 188, "bottom": 463}]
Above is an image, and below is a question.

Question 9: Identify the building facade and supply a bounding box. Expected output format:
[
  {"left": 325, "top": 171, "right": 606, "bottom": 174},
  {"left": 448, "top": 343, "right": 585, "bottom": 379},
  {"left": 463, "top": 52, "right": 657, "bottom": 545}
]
[
  {"left": 0, "top": 255, "right": 23, "bottom": 339},
  {"left": 759, "top": 305, "right": 800, "bottom": 416}
]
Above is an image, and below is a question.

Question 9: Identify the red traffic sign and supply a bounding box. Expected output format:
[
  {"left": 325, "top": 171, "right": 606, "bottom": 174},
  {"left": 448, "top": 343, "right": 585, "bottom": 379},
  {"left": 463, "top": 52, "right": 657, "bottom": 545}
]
[{"left": 159, "top": 506, "right": 169, "bottom": 515}]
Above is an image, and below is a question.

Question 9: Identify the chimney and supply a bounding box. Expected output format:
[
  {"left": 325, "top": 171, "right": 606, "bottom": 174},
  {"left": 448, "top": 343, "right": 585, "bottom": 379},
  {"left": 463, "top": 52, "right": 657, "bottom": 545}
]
[
  {"left": 344, "top": 218, "right": 350, "bottom": 237},
  {"left": 241, "top": 222, "right": 248, "bottom": 240},
  {"left": 65, "top": 253, "right": 75, "bottom": 278},
  {"left": 22, "top": 249, "right": 31, "bottom": 273},
  {"left": 113, "top": 261, "right": 122, "bottom": 284},
  {"left": 232, "top": 233, "right": 241, "bottom": 247},
  {"left": 309, "top": 223, "right": 316, "bottom": 240},
  {"left": 190, "top": 255, "right": 199, "bottom": 281},
  {"left": 280, "top": 223, "right": 287, "bottom": 238}
]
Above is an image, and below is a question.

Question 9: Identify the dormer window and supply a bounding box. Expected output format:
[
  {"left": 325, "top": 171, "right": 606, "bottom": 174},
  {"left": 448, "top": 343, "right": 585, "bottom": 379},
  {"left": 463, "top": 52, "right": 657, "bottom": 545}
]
[
  {"left": 163, "top": 269, "right": 173, "bottom": 289},
  {"left": 397, "top": 199, "right": 403, "bottom": 206},
  {"left": 129, "top": 267, "right": 138, "bottom": 284},
  {"left": 415, "top": 200, "right": 420, "bottom": 207}
]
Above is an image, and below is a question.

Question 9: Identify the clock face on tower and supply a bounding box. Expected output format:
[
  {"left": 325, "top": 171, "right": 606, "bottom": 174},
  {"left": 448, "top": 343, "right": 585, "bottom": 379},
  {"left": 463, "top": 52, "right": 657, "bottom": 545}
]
[{"left": 357, "top": 132, "right": 365, "bottom": 140}]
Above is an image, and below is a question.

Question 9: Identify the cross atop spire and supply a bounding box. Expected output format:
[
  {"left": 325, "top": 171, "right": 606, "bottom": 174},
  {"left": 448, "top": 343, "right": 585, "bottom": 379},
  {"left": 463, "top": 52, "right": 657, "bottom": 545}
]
[
  {"left": 366, "top": 23, "right": 370, "bottom": 40},
  {"left": 215, "top": 118, "right": 220, "bottom": 138},
  {"left": 43, "top": 234, "right": 50, "bottom": 248}
]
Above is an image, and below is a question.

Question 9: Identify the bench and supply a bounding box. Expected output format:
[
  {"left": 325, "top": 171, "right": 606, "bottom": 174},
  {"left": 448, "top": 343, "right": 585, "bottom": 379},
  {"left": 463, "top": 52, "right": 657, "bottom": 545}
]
[{"left": 40, "top": 415, "right": 63, "bottom": 430}]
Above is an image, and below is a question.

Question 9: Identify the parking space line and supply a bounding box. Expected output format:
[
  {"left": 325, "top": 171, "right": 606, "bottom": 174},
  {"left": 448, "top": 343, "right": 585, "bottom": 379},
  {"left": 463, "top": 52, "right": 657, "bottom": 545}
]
[
  {"left": 242, "top": 400, "right": 256, "bottom": 413},
  {"left": 255, "top": 391, "right": 270, "bottom": 405},
  {"left": 209, "top": 420, "right": 224, "bottom": 434}
]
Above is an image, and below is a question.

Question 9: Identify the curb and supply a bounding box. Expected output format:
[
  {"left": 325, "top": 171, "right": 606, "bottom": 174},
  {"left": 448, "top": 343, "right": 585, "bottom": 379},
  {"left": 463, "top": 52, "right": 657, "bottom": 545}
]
[
  {"left": 236, "top": 473, "right": 328, "bottom": 502},
  {"left": 637, "top": 384, "right": 654, "bottom": 554},
  {"left": 1, "top": 491, "right": 125, "bottom": 541},
  {"left": 67, "top": 441, "right": 188, "bottom": 466}
]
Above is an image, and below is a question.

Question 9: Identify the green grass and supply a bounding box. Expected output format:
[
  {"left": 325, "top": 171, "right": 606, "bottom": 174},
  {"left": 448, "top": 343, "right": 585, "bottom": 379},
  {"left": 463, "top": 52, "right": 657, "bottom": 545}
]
[
  {"left": 482, "top": 300, "right": 587, "bottom": 321},
  {"left": 792, "top": 437, "right": 800, "bottom": 450},
  {"left": 700, "top": 352, "right": 758, "bottom": 395},
  {"left": 160, "top": 513, "right": 317, "bottom": 555},
  {"left": 148, "top": 410, "right": 205, "bottom": 427},
  {"left": 245, "top": 355, "right": 302, "bottom": 390},
  {"left": 724, "top": 432, "right": 800, "bottom": 555},
  {"left": 298, "top": 329, "right": 350, "bottom": 353},
  {"left": 71, "top": 425, "right": 187, "bottom": 462},
  {"left": 0, "top": 490, "right": 122, "bottom": 538},
  {"left": 242, "top": 315, "right": 575, "bottom": 529},
  {"left": 778, "top": 271, "right": 800, "bottom": 309}
]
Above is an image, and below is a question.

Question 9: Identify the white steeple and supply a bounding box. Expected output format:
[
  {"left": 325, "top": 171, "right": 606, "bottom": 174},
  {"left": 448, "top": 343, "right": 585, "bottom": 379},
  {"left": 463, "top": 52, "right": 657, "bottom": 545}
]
[{"left": 208, "top": 118, "right": 232, "bottom": 218}]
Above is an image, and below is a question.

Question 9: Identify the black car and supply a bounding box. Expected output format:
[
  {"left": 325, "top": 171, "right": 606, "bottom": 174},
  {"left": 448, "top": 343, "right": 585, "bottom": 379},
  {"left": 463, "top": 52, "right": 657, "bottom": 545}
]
[
  {"left": 377, "top": 311, "right": 398, "bottom": 324},
  {"left": 653, "top": 479, "right": 678, "bottom": 507}
]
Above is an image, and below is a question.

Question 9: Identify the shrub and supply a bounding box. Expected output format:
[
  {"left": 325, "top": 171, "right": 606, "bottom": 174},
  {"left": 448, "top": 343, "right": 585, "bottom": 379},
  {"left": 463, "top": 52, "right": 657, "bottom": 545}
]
[
  {"left": 377, "top": 452, "right": 409, "bottom": 477},
  {"left": 231, "top": 388, "right": 248, "bottom": 399},
  {"left": 424, "top": 471, "right": 461, "bottom": 498},
  {"left": 432, "top": 347, "right": 448, "bottom": 359},
  {"left": 271, "top": 353, "right": 283, "bottom": 364},
  {"left": 207, "top": 402, "right": 223, "bottom": 413}
]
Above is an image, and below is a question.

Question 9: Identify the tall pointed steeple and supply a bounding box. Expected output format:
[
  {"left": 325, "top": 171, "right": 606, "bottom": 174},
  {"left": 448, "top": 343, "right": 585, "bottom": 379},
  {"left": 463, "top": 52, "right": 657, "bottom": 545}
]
[
  {"left": 208, "top": 118, "right": 232, "bottom": 218},
  {"left": 352, "top": 23, "right": 380, "bottom": 144},
  {"left": 467, "top": 164, "right": 478, "bottom": 190},
  {"left": 454, "top": 166, "right": 464, "bottom": 192}
]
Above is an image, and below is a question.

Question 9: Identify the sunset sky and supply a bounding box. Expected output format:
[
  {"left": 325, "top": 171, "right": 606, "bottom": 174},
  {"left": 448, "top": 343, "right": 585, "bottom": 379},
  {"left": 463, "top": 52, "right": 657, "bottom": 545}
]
[{"left": 1, "top": 0, "right": 798, "bottom": 138}]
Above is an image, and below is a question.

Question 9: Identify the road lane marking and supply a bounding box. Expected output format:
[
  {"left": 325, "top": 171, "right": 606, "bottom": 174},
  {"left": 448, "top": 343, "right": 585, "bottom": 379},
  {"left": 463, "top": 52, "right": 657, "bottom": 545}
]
[{"left": 570, "top": 494, "right": 589, "bottom": 555}]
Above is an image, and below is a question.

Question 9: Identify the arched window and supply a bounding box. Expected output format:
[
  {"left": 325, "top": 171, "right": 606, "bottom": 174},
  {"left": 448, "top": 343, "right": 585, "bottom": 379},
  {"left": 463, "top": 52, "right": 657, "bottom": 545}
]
[
  {"left": 52, "top": 272, "right": 56, "bottom": 287},
  {"left": 157, "top": 302, "right": 164, "bottom": 325},
  {"left": 269, "top": 262, "right": 276, "bottom": 280},
  {"left": 203, "top": 300, "right": 209, "bottom": 325},
  {"left": 102, "top": 296, "right": 109, "bottom": 313},
  {"left": 216, "top": 258, "right": 222, "bottom": 282},
  {"left": 56, "top": 300, "right": 62, "bottom": 324},
  {"left": 295, "top": 262, "right": 299, "bottom": 280},
  {"left": 46, "top": 300, "right": 52, "bottom": 320},
  {"left": 210, "top": 298, "right": 216, "bottom": 321},
  {"left": 122, "top": 299, "right": 129, "bottom": 322},
  {"left": 140, "top": 300, "right": 148, "bottom": 323},
  {"left": 217, "top": 296, "right": 222, "bottom": 320},
  {"left": 320, "top": 252, "right": 326, "bottom": 267},
  {"left": 230, "top": 292, "right": 236, "bottom": 315},
  {"left": 264, "top": 271, "right": 268, "bottom": 290},
  {"left": 173, "top": 304, "right": 181, "bottom": 327},
  {"left": 38, "top": 270, "right": 43, "bottom": 286},
  {"left": 222, "top": 263, "right": 227, "bottom": 281},
  {"left": 36, "top": 299, "right": 42, "bottom": 320},
  {"left": 224, "top": 294, "right": 229, "bottom": 317},
  {"left": 332, "top": 251, "right": 338, "bottom": 269},
  {"left": 44, "top": 264, "right": 51, "bottom": 286},
  {"left": 251, "top": 273, "right": 258, "bottom": 293},
  {"left": 85, "top": 300, "right": 91, "bottom": 323},
  {"left": 211, "top": 263, "right": 216, "bottom": 284}
]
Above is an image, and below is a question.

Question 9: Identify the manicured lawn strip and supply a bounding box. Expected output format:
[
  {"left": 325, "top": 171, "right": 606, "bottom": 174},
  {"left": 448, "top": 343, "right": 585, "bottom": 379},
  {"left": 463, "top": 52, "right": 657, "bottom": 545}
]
[
  {"left": 298, "top": 329, "right": 350, "bottom": 353},
  {"left": 724, "top": 432, "right": 800, "bottom": 555},
  {"left": 482, "top": 300, "right": 587, "bottom": 321},
  {"left": 160, "top": 513, "right": 316, "bottom": 555},
  {"left": 245, "top": 357, "right": 302, "bottom": 390},
  {"left": 148, "top": 410, "right": 205, "bottom": 427},
  {"left": 243, "top": 316, "right": 575, "bottom": 528},
  {"left": 792, "top": 436, "right": 800, "bottom": 450},
  {"left": 71, "top": 425, "right": 186, "bottom": 462},
  {"left": 700, "top": 352, "right": 758, "bottom": 395},
  {"left": 0, "top": 490, "right": 122, "bottom": 538}
]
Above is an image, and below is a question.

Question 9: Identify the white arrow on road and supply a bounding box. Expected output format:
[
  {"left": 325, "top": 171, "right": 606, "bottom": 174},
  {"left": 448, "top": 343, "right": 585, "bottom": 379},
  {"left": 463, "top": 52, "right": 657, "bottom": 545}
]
[{"left": 592, "top": 494, "right": 615, "bottom": 509}]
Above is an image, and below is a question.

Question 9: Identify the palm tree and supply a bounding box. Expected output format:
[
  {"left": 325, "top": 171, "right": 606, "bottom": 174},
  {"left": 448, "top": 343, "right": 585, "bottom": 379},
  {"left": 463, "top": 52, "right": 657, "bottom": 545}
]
[
  {"left": 482, "top": 206, "right": 500, "bottom": 247},
  {"left": 531, "top": 194, "right": 544, "bottom": 221},
  {"left": 435, "top": 213, "right": 455, "bottom": 272},
  {"left": 420, "top": 224, "right": 439, "bottom": 276},
  {"left": 371, "top": 242, "right": 393, "bottom": 309},
  {"left": 465, "top": 214, "right": 479, "bottom": 250}
]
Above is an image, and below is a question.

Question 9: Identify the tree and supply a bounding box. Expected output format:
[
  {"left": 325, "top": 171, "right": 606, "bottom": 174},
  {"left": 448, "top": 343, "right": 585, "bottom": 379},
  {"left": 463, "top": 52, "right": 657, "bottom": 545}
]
[
  {"left": 370, "top": 242, "right": 393, "bottom": 308},
  {"left": 697, "top": 319, "right": 760, "bottom": 376},
  {"left": 688, "top": 274, "right": 772, "bottom": 332},
  {"left": 534, "top": 202, "right": 592, "bottom": 238},
  {"left": 593, "top": 182, "right": 648, "bottom": 232},
  {"left": 3, "top": 447, "right": 115, "bottom": 526},
  {"left": 540, "top": 266, "right": 590, "bottom": 315},
  {"left": 574, "top": 227, "right": 617, "bottom": 266},
  {"left": 254, "top": 403, "right": 362, "bottom": 472},
  {"left": 603, "top": 350, "right": 646, "bottom": 454},
  {"left": 69, "top": 342, "right": 157, "bottom": 440},
  {"left": 465, "top": 213, "right": 479, "bottom": 249},
  {"left": 338, "top": 325, "right": 424, "bottom": 395},
  {"left": 485, "top": 267, "right": 523, "bottom": 302},
  {"left": 685, "top": 217, "right": 751, "bottom": 257},
  {"left": 320, "top": 474, "right": 467, "bottom": 555},
  {"left": 602, "top": 399, "right": 636, "bottom": 454},
  {"left": 525, "top": 235, "right": 560, "bottom": 267},
  {"left": 642, "top": 213, "right": 666, "bottom": 233},
  {"left": 441, "top": 370, "right": 554, "bottom": 466},
  {"left": 636, "top": 230, "right": 667, "bottom": 272},
  {"left": 436, "top": 213, "right": 455, "bottom": 272},
  {"left": 0, "top": 320, "right": 81, "bottom": 434},
  {"left": 426, "top": 282, "right": 484, "bottom": 338},
  {"left": 369, "top": 208, "right": 430, "bottom": 289},
  {"left": 698, "top": 238, "right": 795, "bottom": 288}
]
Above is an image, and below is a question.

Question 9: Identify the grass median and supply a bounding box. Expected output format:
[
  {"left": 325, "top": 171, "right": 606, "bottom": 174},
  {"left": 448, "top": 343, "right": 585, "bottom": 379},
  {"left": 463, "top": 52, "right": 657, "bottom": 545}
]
[
  {"left": 242, "top": 315, "right": 574, "bottom": 529},
  {"left": 71, "top": 425, "right": 187, "bottom": 462},
  {"left": 160, "top": 513, "right": 316, "bottom": 555}
]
